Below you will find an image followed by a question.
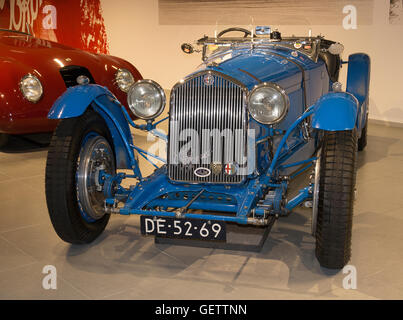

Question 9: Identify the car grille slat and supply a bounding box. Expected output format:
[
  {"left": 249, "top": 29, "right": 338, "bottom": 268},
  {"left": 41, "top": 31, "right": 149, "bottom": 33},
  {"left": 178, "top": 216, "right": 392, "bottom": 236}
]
[{"left": 168, "top": 71, "right": 247, "bottom": 184}]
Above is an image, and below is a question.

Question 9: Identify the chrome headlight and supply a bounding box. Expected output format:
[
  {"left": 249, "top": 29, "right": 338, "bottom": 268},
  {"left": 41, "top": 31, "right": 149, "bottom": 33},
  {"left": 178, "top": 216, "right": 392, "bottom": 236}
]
[
  {"left": 127, "top": 80, "right": 165, "bottom": 120},
  {"left": 248, "top": 83, "right": 289, "bottom": 125},
  {"left": 115, "top": 68, "right": 135, "bottom": 93},
  {"left": 19, "top": 74, "right": 43, "bottom": 103}
]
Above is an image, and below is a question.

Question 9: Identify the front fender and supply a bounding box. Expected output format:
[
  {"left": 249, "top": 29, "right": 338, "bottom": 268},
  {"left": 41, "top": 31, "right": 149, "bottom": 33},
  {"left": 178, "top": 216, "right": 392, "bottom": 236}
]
[
  {"left": 48, "top": 84, "right": 116, "bottom": 119},
  {"left": 48, "top": 85, "right": 137, "bottom": 172},
  {"left": 311, "top": 92, "right": 358, "bottom": 131}
]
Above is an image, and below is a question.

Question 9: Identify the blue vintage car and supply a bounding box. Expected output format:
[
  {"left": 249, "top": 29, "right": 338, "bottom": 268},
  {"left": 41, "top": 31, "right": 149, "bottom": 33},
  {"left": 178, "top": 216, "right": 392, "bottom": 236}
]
[{"left": 45, "top": 26, "right": 370, "bottom": 269}]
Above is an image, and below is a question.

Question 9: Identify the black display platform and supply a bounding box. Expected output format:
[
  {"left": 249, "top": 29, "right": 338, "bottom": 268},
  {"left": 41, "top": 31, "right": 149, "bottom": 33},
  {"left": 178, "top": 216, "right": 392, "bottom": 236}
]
[{"left": 155, "top": 217, "right": 276, "bottom": 252}]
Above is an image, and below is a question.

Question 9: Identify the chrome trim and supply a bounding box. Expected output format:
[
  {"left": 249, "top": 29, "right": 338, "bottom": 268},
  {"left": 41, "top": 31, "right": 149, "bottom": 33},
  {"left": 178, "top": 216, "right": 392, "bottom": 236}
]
[
  {"left": 168, "top": 70, "right": 249, "bottom": 184},
  {"left": 171, "top": 69, "right": 249, "bottom": 92},
  {"left": 19, "top": 74, "right": 43, "bottom": 103},
  {"left": 247, "top": 82, "right": 290, "bottom": 125},
  {"left": 0, "top": 28, "right": 31, "bottom": 36},
  {"left": 127, "top": 79, "right": 166, "bottom": 120},
  {"left": 198, "top": 37, "right": 322, "bottom": 63},
  {"left": 76, "top": 135, "right": 116, "bottom": 221}
]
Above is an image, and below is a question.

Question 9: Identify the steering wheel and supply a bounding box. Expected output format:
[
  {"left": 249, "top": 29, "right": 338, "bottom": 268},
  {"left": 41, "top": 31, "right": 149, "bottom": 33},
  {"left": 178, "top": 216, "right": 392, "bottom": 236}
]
[{"left": 217, "top": 27, "right": 251, "bottom": 38}]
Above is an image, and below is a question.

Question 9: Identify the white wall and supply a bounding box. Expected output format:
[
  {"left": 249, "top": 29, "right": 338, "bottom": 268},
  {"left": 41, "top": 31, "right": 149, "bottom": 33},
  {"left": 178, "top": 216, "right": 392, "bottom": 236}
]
[{"left": 101, "top": 0, "right": 403, "bottom": 124}]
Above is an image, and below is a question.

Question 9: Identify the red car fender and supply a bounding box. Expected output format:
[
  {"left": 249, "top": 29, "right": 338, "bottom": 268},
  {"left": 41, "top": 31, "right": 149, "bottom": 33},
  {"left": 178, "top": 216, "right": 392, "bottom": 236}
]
[{"left": 0, "top": 31, "right": 143, "bottom": 134}]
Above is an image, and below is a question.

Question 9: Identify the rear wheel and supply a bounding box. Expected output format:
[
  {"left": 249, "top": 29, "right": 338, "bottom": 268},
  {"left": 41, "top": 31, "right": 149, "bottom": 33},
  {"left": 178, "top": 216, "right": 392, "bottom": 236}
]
[
  {"left": 313, "top": 130, "right": 357, "bottom": 269},
  {"left": 45, "top": 109, "right": 116, "bottom": 244}
]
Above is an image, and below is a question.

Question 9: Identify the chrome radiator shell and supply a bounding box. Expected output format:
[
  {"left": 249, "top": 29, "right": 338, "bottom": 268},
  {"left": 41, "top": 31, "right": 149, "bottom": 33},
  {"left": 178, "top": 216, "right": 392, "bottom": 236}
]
[{"left": 168, "top": 70, "right": 248, "bottom": 184}]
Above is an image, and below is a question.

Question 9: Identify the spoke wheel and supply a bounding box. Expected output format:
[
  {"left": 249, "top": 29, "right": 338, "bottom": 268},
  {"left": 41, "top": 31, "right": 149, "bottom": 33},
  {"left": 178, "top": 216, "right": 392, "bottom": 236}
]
[
  {"left": 76, "top": 135, "right": 116, "bottom": 222},
  {"left": 45, "top": 109, "right": 115, "bottom": 244}
]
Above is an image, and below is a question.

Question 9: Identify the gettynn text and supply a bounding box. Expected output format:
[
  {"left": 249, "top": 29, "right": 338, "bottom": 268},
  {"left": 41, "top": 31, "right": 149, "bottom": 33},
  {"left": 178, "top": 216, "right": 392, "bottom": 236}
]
[{"left": 155, "top": 304, "right": 247, "bottom": 317}]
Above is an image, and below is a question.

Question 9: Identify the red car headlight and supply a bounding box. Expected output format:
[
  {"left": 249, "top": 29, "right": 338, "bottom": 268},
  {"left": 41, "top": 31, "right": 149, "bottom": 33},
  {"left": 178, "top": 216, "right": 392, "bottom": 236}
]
[
  {"left": 115, "top": 68, "right": 135, "bottom": 93},
  {"left": 19, "top": 74, "right": 43, "bottom": 103}
]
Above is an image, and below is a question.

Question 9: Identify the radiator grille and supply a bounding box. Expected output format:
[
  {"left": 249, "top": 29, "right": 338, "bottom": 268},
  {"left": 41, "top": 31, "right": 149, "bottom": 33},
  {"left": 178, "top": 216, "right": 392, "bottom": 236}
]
[
  {"left": 59, "top": 65, "right": 95, "bottom": 88},
  {"left": 168, "top": 71, "right": 248, "bottom": 184}
]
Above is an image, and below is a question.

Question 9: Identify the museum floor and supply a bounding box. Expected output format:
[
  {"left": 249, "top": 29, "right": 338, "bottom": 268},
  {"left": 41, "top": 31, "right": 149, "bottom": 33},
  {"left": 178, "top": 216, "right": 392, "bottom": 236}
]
[{"left": 0, "top": 121, "right": 402, "bottom": 300}]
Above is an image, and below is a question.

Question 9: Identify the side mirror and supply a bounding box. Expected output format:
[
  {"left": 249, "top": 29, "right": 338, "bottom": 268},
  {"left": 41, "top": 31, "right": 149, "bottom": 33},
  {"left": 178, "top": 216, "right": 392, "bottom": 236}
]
[
  {"left": 181, "top": 43, "right": 194, "bottom": 54},
  {"left": 328, "top": 43, "right": 344, "bottom": 55}
]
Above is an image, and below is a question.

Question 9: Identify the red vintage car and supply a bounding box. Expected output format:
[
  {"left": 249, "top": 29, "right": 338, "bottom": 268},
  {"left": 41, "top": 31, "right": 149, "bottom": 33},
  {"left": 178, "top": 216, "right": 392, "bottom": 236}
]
[{"left": 0, "top": 28, "right": 142, "bottom": 147}]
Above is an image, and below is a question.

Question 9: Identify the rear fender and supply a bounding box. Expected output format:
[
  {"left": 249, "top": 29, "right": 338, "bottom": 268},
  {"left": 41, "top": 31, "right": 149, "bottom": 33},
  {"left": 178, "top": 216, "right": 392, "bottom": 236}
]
[
  {"left": 48, "top": 85, "right": 136, "bottom": 171},
  {"left": 311, "top": 92, "right": 359, "bottom": 131},
  {"left": 346, "top": 53, "right": 371, "bottom": 132}
]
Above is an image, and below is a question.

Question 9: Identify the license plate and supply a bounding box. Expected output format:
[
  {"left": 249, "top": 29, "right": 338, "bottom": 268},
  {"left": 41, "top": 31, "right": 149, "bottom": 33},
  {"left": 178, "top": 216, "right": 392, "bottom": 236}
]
[{"left": 140, "top": 216, "right": 226, "bottom": 241}]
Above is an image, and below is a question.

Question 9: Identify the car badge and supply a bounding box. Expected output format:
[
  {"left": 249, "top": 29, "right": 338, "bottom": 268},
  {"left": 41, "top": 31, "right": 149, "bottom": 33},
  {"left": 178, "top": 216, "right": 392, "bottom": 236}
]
[
  {"left": 194, "top": 167, "right": 211, "bottom": 178},
  {"left": 224, "top": 163, "right": 237, "bottom": 176},
  {"left": 294, "top": 42, "right": 302, "bottom": 49},
  {"left": 203, "top": 74, "right": 214, "bottom": 86},
  {"left": 211, "top": 162, "right": 222, "bottom": 175},
  {"left": 291, "top": 51, "right": 298, "bottom": 57}
]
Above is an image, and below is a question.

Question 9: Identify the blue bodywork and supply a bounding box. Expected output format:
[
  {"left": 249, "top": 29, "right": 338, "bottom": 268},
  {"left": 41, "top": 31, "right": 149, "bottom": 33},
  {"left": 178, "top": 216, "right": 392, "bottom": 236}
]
[
  {"left": 49, "top": 85, "right": 137, "bottom": 171},
  {"left": 48, "top": 40, "right": 370, "bottom": 226},
  {"left": 347, "top": 53, "right": 371, "bottom": 135},
  {"left": 312, "top": 92, "right": 358, "bottom": 131}
]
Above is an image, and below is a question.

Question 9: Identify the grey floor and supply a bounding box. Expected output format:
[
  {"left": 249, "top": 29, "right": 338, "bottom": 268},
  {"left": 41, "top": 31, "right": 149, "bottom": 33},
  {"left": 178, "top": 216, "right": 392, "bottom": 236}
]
[{"left": 0, "top": 122, "right": 402, "bottom": 300}]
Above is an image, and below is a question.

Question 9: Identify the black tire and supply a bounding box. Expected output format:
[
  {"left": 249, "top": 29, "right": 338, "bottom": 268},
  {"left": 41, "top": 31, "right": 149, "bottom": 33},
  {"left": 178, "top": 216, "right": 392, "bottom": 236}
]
[
  {"left": 45, "top": 109, "right": 114, "bottom": 244},
  {"left": 0, "top": 133, "right": 9, "bottom": 148},
  {"left": 315, "top": 130, "right": 357, "bottom": 269},
  {"left": 358, "top": 115, "right": 368, "bottom": 151}
]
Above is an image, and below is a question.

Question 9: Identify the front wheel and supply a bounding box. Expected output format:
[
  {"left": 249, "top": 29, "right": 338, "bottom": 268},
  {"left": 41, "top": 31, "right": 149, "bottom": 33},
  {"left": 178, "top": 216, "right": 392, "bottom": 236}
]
[
  {"left": 313, "top": 130, "right": 357, "bottom": 269},
  {"left": 45, "top": 109, "right": 116, "bottom": 244}
]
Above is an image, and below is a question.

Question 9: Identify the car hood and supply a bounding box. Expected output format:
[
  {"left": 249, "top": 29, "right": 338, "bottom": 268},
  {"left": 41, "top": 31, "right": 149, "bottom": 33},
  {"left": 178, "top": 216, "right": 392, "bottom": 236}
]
[
  {"left": 0, "top": 31, "right": 112, "bottom": 71},
  {"left": 199, "top": 48, "right": 304, "bottom": 91}
]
